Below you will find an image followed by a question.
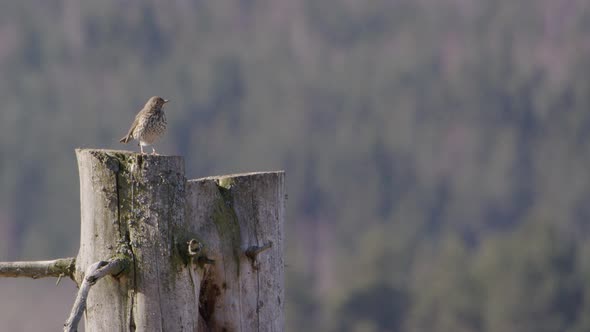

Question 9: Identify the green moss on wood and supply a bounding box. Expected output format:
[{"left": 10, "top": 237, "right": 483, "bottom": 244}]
[
  {"left": 213, "top": 182, "right": 242, "bottom": 276},
  {"left": 54, "top": 258, "right": 77, "bottom": 278},
  {"left": 217, "top": 177, "right": 234, "bottom": 190},
  {"left": 108, "top": 253, "right": 133, "bottom": 277}
]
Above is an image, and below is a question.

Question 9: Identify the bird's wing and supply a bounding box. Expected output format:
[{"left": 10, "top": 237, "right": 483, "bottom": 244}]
[{"left": 119, "top": 111, "right": 142, "bottom": 143}]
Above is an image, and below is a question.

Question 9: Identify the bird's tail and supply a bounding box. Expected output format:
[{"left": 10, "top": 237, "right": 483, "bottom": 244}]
[{"left": 120, "top": 135, "right": 131, "bottom": 143}]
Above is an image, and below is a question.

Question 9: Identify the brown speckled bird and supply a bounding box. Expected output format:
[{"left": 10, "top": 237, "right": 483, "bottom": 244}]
[{"left": 120, "top": 96, "right": 169, "bottom": 155}]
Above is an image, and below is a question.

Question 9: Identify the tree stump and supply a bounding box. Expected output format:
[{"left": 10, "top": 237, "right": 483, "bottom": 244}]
[
  {"left": 187, "top": 172, "right": 285, "bottom": 331},
  {"left": 77, "top": 149, "right": 199, "bottom": 331},
  {"left": 72, "top": 149, "right": 285, "bottom": 331}
]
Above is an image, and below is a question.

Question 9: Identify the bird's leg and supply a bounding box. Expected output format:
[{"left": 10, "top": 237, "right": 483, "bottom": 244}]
[
  {"left": 140, "top": 144, "right": 145, "bottom": 154},
  {"left": 151, "top": 146, "right": 159, "bottom": 156}
]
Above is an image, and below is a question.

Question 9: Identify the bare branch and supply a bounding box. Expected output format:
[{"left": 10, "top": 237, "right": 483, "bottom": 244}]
[
  {"left": 245, "top": 241, "right": 273, "bottom": 261},
  {"left": 0, "top": 258, "right": 76, "bottom": 280},
  {"left": 63, "top": 258, "right": 127, "bottom": 332}
]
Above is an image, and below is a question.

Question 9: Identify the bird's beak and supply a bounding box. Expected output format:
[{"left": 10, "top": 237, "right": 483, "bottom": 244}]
[{"left": 164, "top": 99, "right": 170, "bottom": 103}]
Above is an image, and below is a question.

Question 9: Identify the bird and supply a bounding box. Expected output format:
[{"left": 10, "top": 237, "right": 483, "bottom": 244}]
[{"left": 120, "top": 96, "right": 169, "bottom": 155}]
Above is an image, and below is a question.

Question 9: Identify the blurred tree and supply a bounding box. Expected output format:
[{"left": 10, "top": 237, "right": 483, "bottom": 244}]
[{"left": 475, "top": 220, "right": 584, "bottom": 332}]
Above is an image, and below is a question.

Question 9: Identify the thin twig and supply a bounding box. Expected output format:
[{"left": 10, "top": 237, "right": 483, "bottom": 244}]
[
  {"left": 63, "top": 258, "right": 127, "bottom": 332},
  {"left": 0, "top": 258, "right": 75, "bottom": 280}
]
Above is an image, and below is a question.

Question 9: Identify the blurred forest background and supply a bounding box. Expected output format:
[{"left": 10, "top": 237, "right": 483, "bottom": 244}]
[{"left": 1, "top": 0, "right": 590, "bottom": 331}]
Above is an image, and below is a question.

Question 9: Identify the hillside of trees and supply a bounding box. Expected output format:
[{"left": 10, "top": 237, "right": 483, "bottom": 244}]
[{"left": 1, "top": 1, "right": 590, "bottom": 331}]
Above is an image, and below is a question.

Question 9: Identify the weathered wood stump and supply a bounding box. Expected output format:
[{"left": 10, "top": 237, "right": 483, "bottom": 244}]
[
  {"left": 73, "top": 149, "right": 285, "bottom": 331},
  {"left": 187, "top": 172, "right": 285, "bottom": 331}
]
